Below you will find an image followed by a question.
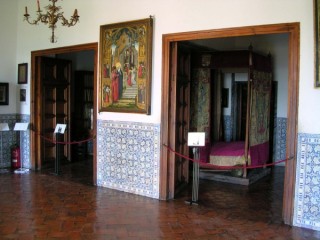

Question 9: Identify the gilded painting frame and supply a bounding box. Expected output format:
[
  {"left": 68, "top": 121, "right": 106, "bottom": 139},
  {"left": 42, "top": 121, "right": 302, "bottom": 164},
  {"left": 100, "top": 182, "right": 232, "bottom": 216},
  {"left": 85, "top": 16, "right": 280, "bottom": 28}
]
[
  {"left": 99, "top": 18, "right": 153, "bottom": 114},
  {"left": 315, "top": 0, "right": 320, "bottom": 88}
]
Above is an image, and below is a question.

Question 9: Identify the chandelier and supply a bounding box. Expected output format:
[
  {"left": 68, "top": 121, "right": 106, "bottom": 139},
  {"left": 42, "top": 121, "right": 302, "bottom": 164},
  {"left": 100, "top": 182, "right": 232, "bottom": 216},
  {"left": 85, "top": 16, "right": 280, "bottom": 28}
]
[{"left": 23, "top": 0, "right": 79, "bottom": 43}]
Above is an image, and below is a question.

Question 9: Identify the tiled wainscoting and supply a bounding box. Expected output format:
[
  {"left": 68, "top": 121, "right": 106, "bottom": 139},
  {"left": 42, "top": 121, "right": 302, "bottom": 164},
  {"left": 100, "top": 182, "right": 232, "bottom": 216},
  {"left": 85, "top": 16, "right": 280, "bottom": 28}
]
[
  {"left": 223, "top": 115, "right": 232, "bottom": 142},
  {"left": 0, "top": 114, "right": 30, "bottom": 169},
  {"left": 274, "top": 117, "right": 287, "bottom": 162},
  {"left": 294, "top": 133, "right": 320, "bottom": 231},
  {"left": 97, "top": 120, "right": 160, "bottom": 199}
]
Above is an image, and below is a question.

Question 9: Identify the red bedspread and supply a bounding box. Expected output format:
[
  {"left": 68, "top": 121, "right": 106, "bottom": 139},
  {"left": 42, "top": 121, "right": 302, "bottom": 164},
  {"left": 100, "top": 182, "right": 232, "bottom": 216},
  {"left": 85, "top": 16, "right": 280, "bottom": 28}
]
[{"left": 210, "top": 141, "right": 245, "bottom": 156}]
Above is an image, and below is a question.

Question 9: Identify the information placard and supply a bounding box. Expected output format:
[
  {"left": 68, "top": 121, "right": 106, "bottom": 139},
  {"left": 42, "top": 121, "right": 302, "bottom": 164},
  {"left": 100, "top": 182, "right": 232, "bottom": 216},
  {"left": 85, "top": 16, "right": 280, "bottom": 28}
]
[
  {"left": 0, "top": 123, "right": 9, "bottom": 131},
  {"left": 54, "top": 124, "right": 67, "bottom": 134},
  {"left": 187, "top": 132, "right": 205, "bottom": 147},
  {"left": 13, "top": 123, "right": 29, "bottom": 131}
]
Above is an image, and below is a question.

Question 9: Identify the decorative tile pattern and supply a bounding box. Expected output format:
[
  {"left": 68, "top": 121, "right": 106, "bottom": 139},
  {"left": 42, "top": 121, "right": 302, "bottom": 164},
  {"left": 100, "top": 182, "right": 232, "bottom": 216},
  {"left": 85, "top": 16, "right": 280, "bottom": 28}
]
[
  {"left": 223, "top": 115, "right": 232, "bottom": 142},
  {"left": 18, "top": 115, "right": 31, "bottom": 169},
  {"left": 0, "top": 114, "right": 31, "bottom": 169},
  {"left": 274, "top": 117, "right": 287, "bottom": 161},
  {"left": 97, "top": 120, "right": 160, "bottom": 199},
  {"left": 294, "top": 133, "right": 320, "bottom": 231},
  {"left": 0, "top": 114, "right": 18, "bottom": 168}
]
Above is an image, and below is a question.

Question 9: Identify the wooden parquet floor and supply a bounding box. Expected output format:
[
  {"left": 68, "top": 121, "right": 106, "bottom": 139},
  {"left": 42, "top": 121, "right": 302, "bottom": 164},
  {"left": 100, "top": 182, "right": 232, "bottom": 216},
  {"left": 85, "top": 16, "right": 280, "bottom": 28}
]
[{"left": 0, "top": 164, "right": 319, "bottom": 240}]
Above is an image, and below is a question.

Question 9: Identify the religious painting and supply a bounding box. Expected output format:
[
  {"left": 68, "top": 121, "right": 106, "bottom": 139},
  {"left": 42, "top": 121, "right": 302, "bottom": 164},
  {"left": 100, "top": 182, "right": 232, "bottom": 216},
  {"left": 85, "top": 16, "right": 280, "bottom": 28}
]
[
  {"left": 99, "top": 18, "right": 153, "bottom": 114},
  {"left": 315, "top": 0, "right": 320, "bottom": 87}
]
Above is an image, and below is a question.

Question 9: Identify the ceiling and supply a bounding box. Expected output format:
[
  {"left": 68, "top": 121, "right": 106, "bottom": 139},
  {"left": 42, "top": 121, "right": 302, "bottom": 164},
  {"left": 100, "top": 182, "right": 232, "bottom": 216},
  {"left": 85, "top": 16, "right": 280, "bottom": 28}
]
[{"left": 187, "top": 33, "right": 289, "bottom": 56}]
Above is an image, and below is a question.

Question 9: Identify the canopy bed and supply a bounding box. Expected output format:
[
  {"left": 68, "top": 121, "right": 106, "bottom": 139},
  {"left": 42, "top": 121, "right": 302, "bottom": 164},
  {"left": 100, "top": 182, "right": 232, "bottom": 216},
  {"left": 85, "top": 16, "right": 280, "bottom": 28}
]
[{"left": 190, "top": 46, "right": 273, "bottom": 177}]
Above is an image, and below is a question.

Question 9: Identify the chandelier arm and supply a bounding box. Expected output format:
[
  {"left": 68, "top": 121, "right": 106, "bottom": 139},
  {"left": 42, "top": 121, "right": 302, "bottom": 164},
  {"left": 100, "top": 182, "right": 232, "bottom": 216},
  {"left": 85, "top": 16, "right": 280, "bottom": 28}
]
[
  {"left": 24, "top": 13, "right": 43, "bottom": 25},
  {"left": 57, "top": 13, "right": 79, "bottom": 27},
  {"left": 23, "top": 0, "right": 79, "bottom": 43}
]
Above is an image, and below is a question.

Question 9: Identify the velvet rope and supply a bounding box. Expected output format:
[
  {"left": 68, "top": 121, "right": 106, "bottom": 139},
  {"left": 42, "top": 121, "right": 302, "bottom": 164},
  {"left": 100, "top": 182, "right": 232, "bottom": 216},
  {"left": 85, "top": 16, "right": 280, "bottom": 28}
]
[
  {"left": 163, "top": 144, "right": 294, "bottom": 170},
  {"left": 32, "top": 130, "right": 95, "bottom": 145}
]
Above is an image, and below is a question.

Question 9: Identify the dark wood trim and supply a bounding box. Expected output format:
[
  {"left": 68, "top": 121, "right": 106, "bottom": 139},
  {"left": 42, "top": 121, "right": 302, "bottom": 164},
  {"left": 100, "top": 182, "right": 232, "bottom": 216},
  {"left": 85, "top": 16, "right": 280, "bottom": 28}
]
[
  {"left": 283, "top": 23, "right": 300, "bottom": 225},
  {"left": 159, "top": 38, "right": 171, "bottom": 200},
  {"left": 160, "top": 23, "right": 300, "bottom": 225},
  {"left": 30, "top": 42, "right": 98, "bottom": 185},
  {"left": 168, "top": 42, "right": 178, "bottom": 199}
]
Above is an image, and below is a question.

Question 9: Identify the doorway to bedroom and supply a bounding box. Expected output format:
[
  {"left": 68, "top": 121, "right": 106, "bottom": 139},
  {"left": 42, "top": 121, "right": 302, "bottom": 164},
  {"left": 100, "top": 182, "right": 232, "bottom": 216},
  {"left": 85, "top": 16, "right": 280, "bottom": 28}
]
[{"left": 160, "top": 23, "right": 299, "bottom": 225}]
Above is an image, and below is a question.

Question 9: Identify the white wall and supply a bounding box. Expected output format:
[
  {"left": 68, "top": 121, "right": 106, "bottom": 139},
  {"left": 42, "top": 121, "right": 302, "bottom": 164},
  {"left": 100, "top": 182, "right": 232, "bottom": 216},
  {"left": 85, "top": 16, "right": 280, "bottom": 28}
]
[{"left": 12, "top": 0, "right": 314, "bottom": 129}]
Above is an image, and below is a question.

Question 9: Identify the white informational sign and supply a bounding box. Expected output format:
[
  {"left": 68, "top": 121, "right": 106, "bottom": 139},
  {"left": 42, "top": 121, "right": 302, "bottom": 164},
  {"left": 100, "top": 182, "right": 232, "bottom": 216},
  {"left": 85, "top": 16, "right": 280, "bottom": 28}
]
[
  {"left": 0, "top": 123, "right": 9, "bottom": 131},
  {"left": 13, "top": 123, "right": 29, "bottom": 131},
  {"left": 188, "top": 132, "right": 205, "bottom": 147},
  {"left": 54, "top": 124, "right": 67, "bottom": 134}
]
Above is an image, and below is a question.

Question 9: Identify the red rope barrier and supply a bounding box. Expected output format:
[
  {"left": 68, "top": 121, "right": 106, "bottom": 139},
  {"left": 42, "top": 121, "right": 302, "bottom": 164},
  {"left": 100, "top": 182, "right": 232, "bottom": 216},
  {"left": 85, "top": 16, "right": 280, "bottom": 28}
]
[
  {"left": 33, "top": 130, "right": 95, "bottom": 145},
  {"left": 163, "top": 144, "right": 294, "bottom": 170}
]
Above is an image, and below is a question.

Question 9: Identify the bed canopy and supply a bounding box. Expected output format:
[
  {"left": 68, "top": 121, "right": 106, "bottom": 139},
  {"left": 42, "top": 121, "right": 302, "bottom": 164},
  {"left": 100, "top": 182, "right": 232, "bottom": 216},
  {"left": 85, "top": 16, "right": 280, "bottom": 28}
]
[{"left": 190, "top": 46, "right": 273, "bottom": 176}]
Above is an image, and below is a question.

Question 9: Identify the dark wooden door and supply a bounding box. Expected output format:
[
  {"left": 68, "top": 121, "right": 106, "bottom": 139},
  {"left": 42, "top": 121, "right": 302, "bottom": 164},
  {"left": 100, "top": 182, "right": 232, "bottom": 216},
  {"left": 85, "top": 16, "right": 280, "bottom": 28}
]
[
  {"left": 169, "top": 42, "right": 191, "bottom": 195},
  {"left": 40, "top": 57, "right": 71, "bottom": 167}
]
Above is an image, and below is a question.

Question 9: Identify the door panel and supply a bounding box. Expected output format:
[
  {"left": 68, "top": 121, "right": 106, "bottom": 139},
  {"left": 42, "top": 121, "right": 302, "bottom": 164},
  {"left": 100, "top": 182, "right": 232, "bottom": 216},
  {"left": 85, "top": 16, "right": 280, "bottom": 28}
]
[
  {"left": 40, "top": 57, "right": 71, "bottom": 167},
  {"left": 169, "top": 42, "right": 191, "bottom": 195}
]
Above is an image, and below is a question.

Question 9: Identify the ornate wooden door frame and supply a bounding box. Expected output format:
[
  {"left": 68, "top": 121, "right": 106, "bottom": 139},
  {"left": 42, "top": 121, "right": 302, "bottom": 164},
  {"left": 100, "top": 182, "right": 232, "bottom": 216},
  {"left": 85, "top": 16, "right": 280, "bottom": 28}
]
[
  {"left": 30, "top": 43, "right": 98, "bottom": 185},
  {"left": 160, "top": 23, "right": 300, "bottom": 226}
]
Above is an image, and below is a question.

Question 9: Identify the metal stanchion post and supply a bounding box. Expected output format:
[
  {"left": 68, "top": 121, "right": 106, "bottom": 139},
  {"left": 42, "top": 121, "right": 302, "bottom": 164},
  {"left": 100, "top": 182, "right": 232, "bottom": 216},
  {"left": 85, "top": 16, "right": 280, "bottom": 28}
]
[
  {"left": 192, "top": 147, "right": 199, "bottom": 203},
  {"left": 186, "top": 147, "right": 200, "bottom": 205},
  {"left": 52, "top": 124, "right": 67, "bottom": 176},
  {"left": 54, "top": 133, "right": 61, "bottom": 175}
]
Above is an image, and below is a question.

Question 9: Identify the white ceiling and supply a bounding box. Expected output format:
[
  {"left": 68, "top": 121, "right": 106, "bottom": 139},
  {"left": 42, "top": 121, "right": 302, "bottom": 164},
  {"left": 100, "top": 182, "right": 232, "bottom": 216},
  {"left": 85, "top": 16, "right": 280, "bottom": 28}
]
[{"left": 188, "top": 33, "right": 289, "bottom": 56}]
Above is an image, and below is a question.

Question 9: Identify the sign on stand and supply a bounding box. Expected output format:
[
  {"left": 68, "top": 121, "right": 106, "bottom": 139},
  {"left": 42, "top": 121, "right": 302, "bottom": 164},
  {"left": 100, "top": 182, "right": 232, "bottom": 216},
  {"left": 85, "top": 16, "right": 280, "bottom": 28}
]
[
  {"left": 186, "top": 132, "right": 205, "bottom": 205},
  {"left": 54, "top": 124, "right": 67, "bottom": 134},
  {"left": 188, "top": 132, "right": 205, "bottom": 147},
  {"left": 54, "top": 124, "right": 67, "bottom": 175}
]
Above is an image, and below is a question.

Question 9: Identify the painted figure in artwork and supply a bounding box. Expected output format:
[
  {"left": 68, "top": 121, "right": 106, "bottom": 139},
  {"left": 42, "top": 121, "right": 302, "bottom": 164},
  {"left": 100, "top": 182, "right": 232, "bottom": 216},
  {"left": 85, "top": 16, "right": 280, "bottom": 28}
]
[
  {"left": 116, "top": 62, "right": 123, "bottom": 98},
  {"left": 130, "top": 66, "right": 137, "bottom": 85},
  {"left": 103, "top": 63, "right": 110, "bottom": 78},
  {"left": 111, "top": 66, "right": 119, "bottom": 102},
  {"left": 103, "top": 84, "right": 110, "bottom": 103},
  {"left": 138, "top": 62, "right": 146, "bottom": 78},
  {"left": 138, "top": 84, "right": 145, "bottom": 103}
]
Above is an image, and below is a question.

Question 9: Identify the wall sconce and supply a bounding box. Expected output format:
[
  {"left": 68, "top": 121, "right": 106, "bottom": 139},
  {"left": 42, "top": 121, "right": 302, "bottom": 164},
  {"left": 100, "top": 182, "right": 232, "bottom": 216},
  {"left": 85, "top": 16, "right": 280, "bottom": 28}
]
[{"left": 23, "top": 0, "right": 79, "bottom": 43}]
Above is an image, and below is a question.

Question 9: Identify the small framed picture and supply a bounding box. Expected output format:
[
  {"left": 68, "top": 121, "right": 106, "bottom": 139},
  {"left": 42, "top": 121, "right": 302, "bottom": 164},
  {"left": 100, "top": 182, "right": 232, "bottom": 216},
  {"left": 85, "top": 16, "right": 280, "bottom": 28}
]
[
  {"left": 20, "top": 89, "right": 26, "bottom": 102},
  {"left": 18, "top": 63, "right": 28, "bottom": 84},
  {"left": 0, "top": 83, "right": 9, "bottom": 105}
]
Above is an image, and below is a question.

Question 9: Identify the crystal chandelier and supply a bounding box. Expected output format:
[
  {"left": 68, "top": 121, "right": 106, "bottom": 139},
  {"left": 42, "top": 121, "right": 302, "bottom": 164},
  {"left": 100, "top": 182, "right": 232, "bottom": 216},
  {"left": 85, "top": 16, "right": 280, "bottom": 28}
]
[{"left": 23, "top": 0, "right": 79, "bottom": 43}]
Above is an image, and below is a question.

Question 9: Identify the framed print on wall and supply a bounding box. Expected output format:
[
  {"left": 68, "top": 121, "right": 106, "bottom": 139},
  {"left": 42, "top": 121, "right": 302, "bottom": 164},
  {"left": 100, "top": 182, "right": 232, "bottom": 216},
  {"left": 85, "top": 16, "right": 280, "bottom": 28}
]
[
  {"left": 0, "top": 83, "right": 9, "bottom": 105},
  {"left": 315, "top": 0, "right": 320, "bottom": 88},
  {"left": 18, "top": 63, "right": 28, "bottom": 84},
  {"left": 99, "top": 17, "right": 153, "bottom": 114},
  {"left": 20, "top": 89, "right": 26, "bottom": 102}
]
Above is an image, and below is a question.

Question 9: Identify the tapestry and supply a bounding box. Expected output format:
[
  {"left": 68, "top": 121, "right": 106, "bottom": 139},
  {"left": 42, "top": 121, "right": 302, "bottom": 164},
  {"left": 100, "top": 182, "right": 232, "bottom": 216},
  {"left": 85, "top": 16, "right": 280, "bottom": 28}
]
[
  {"left": 190, "top": 68, "right": 211, "bottom": 141},
  {"left": 249, "top": 70, "right": 272, "bottom": 165}
]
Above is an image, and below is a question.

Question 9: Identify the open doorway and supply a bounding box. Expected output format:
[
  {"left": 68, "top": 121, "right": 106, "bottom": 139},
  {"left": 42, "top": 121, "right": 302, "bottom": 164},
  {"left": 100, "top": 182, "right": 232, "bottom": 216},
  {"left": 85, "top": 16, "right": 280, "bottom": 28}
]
[
  {"left": 160, "top": 23, "right": 299, "bottom": 225},
  {"left": 30, "top": 43, "right": 98, "bottom": 185}
]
